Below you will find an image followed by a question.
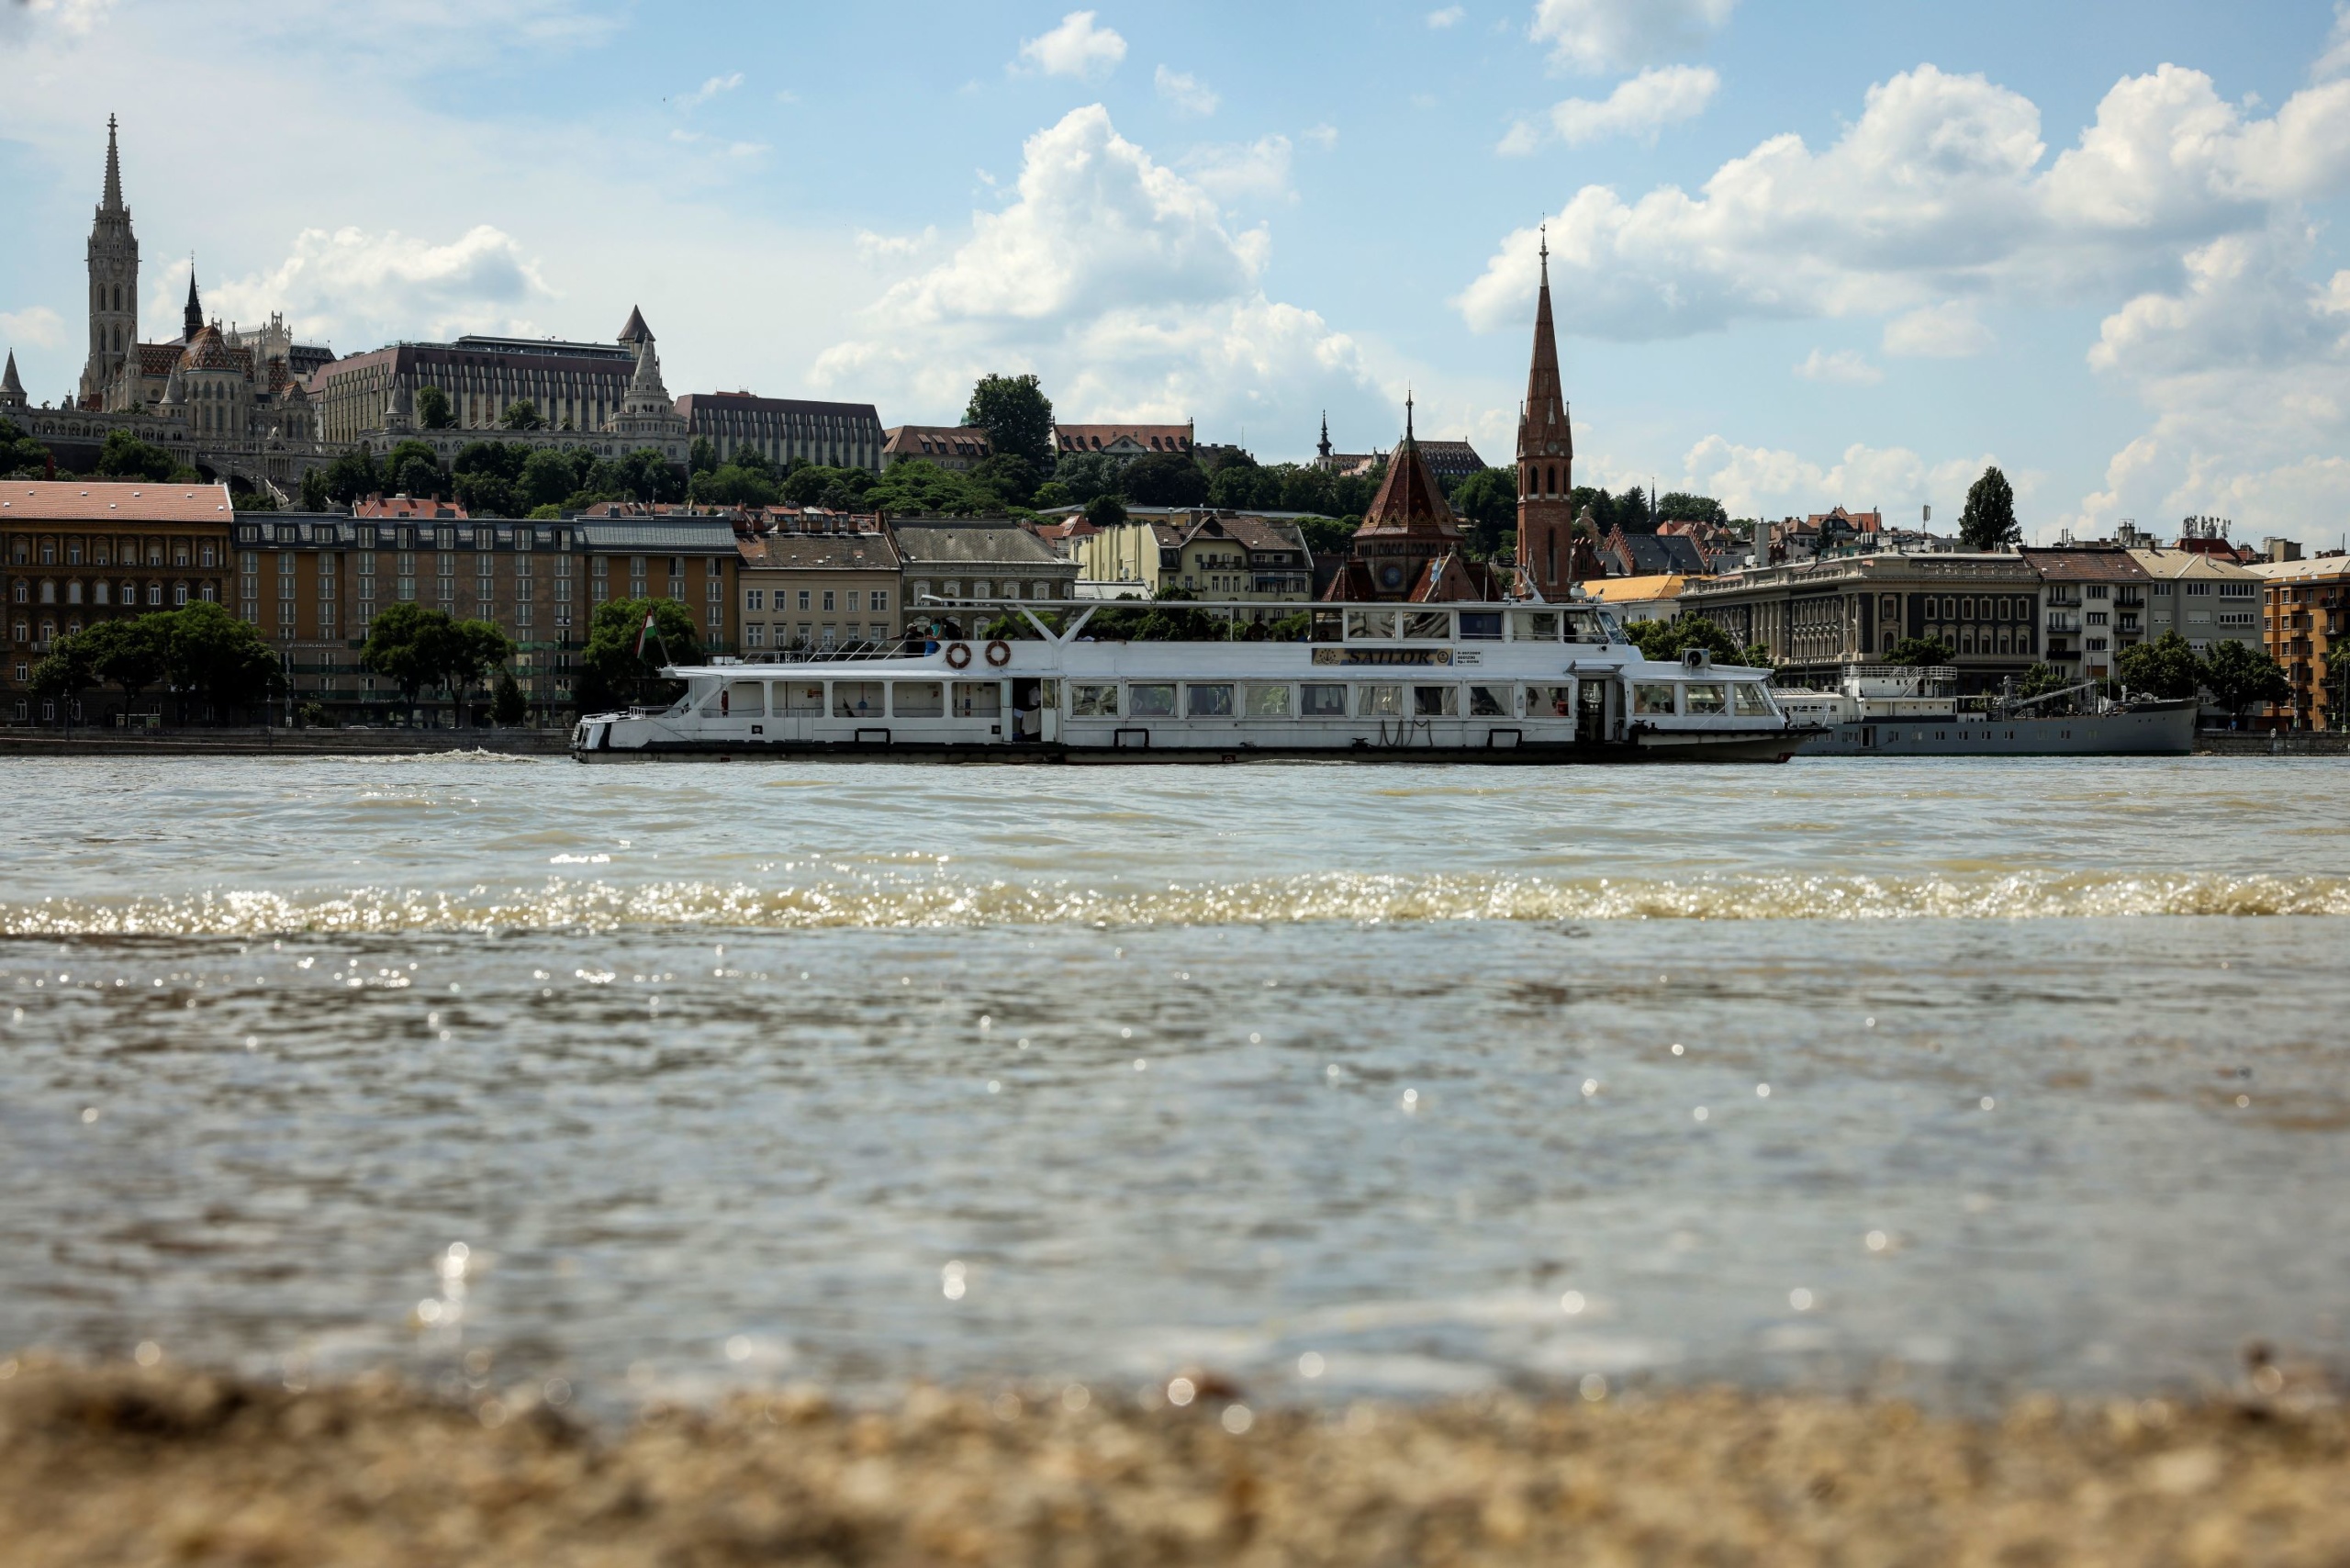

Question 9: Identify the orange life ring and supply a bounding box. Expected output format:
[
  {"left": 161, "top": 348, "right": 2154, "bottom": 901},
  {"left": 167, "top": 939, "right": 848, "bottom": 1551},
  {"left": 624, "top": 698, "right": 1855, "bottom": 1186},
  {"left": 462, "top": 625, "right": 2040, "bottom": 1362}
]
[
  {"left": 984, "top": 639, "right": 1013, "bottom": 667},
  {"left": 945, "top": 642, "right": 974, "bottom": 669}
]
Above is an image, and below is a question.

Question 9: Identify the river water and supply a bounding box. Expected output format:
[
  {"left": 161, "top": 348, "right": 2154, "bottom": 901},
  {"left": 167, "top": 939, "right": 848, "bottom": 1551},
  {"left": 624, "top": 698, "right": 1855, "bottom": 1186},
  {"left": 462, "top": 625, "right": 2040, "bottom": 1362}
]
[{"left": 3, "top": 754, "right": 2345, "bottom": 1412}]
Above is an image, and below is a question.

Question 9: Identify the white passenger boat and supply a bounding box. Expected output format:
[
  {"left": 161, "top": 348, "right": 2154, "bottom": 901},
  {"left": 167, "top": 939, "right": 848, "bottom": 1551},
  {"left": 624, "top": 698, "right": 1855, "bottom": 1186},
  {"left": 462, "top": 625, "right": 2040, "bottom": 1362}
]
[
  {"left": 1776, "top": 665, "right": 2198, "bottom": 756},
  {"left": 571, "top": 599, "right": 1817, "bottom": 764}
]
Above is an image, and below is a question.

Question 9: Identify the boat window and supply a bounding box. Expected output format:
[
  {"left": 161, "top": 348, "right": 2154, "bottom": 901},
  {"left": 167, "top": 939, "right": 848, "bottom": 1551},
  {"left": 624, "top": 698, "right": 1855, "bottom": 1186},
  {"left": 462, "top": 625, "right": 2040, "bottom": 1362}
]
[
  {"left": 1244, "top": 683, "right": 1291, "bottom": 717},
  {"left": 1468, "top": 684, "right": 1508, "bottom": 717},
  {"left": 1414, "top": 685, "right": 1458, "bottom": 717},
  {"left": 1309, "top": 609, "right": 1345, "bottom": 644},
  {"left": 1070, "top": 684, "right": 1118, "bottom": 718},
  {"left": 1684, "top": 683, "right": 1727, "bottom": 715},
  {"left": 952, "top": 680, "right": 1001, "bottom": 718},
  {"left": 1732, "top": 683, "right": 1776, "bottom": 717},
  {"left": 1346, "top": 610, "right": 1398, "bottom": 640},
  {"left": 726, "top": 680, "right": 766, "bottom": 717},
  {"left": 781, "top": 683, "right": 824, "bottom": 715},
  {"left": 1187, "top": 684, "right": 1235, "bottom": 717},
  {"left": 1358, "top": 685, "right": 1403, "bottom": 717},
  {"left": 1403, "top": 610, "right": 1451, "bottom": 641},
  {"left": 1512, "top": 611, "right": 1561, "bottom": 642},
  {"left": 1459, "top": 611, "right": 1503, "bottom": 641},
  {"left": 1128, "top": 683, "right": 1177, "bottom": 718},
  {"left": 1633, "top": 682, "right": 1678, "bottom": 716},
  {"left": 891, "top": 681, "right": 945, "bottom": 718},
  {"left": 833, "top": 681, "right": 884, "bottom": 719},
  {"left": 1300, "top": 683, "right": 1347, "bottom": 716},
  {"left": 1525, "top": 684, "right": 1572, "bottom": 718},
  {"left": 1566, "top": 609, "right": 1610, "bottom": 644}
]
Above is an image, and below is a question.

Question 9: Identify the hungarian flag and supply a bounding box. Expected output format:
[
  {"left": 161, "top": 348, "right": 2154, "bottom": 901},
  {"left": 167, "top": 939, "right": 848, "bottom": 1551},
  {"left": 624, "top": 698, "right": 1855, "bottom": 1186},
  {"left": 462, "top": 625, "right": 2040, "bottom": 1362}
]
[{"left": 633, "top": 610, "right": 659, "bottom": 660}]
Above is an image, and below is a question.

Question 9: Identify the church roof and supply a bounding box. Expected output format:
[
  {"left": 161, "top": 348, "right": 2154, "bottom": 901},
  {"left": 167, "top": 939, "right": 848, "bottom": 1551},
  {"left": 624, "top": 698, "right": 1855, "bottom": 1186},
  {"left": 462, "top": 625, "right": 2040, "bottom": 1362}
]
[
  {"left": 1354, "top": 411, "right": 1460, "bottom": 543},
  {"left": 619, "top": 305, "right": 652, "bottom": 342},
  {"left": 1516, "top": 233, "right": 1571, "bottom": 465},
  {"left": 182, "top": 325, "right": 237, "bottom": 373}
]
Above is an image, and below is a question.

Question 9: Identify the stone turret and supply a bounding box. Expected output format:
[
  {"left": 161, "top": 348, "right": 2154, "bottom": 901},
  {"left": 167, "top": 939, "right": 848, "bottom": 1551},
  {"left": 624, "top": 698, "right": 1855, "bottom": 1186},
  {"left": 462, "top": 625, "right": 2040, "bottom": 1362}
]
[
  {"left": 607, "top": 332, "right": 686, "bottom": 443},
  {"left": 0, "top": 350, "right": 27, "bottom": 412}
]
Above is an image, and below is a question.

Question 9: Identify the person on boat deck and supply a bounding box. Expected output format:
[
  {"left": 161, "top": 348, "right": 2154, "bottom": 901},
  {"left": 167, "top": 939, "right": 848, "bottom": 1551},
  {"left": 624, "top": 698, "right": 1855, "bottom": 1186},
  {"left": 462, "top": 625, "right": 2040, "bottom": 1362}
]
[{"left": 1014, "top": 696, "right": 1040, "bottom": 742}]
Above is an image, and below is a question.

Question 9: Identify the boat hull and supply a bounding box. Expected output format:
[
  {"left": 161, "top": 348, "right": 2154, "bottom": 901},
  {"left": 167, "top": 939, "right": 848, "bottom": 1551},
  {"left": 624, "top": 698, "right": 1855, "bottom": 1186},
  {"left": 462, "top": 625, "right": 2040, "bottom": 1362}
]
[
  {"left": 570, "top": 732, "right": 1810, "bottom": 766},
  {"left": 1796, "top": 700, "right": 2198, "bottom": 756}
]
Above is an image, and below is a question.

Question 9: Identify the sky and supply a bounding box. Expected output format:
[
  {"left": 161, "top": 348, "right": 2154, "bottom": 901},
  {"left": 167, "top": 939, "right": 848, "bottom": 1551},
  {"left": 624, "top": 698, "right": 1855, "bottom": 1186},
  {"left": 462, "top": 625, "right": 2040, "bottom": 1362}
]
[{"left": 6, "top": 0, "right": 2350, "bottom": 545}]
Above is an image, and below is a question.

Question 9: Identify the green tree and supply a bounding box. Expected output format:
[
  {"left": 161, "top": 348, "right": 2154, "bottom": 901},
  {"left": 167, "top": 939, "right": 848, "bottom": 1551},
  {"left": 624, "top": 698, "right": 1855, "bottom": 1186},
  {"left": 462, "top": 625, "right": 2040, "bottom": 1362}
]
[
  {"left": 1122, "top": 451, "right": 1208, "bottom": 508},
  {"left": 435, "top": 619, "right": 515, "bottom": 727},
  {"left": 2113, "top": 631, "right": 2204, "bottom": 700},
  {"left": 969, "top": 452, "right": 1039, "bottom": 508},
  {"left": 2201, "top": 639, "right": 2292, "bottom": 723},
  {"left": 0, "top": 417, "right": 52, "bottom": 479},
  {"left": 963, "top": 373, "right": 1057, "bottom": 470},
  {"left": 95, "top": 428, "right": 197, "bottom": 483},
  {"left": 1655, "top": 492, "right": 1729, "bottom": 526},
  {"left": 1051, "top": 450, "right": 1123, "bottom": 505},
  {"left": 2015, "top": 663, "right": 2072, "bottom": 701},
  {"left": 164, "top": 601, "right": 283, "bottom": 722},
  {"left": 357, "top": 601, "right": 444, "bottom": 717},
  {"left": 452, "top": 440, "right": 527, "bottom": 516},
  {"left": 230, "top": 487, "right": 279, "bottom": 512},
  {"left": 76, "top": 615, "right": 170, "bottom": 715},
  {"left": 613, "top": 448, "right": 683, "bottom": 504},
  {"left": 1885, "top": 635, "right": 1954, "bottom": 666},
  {"left": 385, "top": 439, "right": 448, "bottom": 499},
  {"left": 1449, "top": 466, "right": 1518, "bottom": 559},
  {"left": 321, "top": 445, "right": 380, "bottom": 505},
  {"left": 1626, "top": 615, "right": 1745, "bottom": 663},
  {"left": 1295, "top": 516, "right": 1357, "bottom": 555},
  {"left": 688, "top": 435, "right": 720, "bottom": 475},
  {"left": 299, "top": 466, "right": 331, "bottom": 511},
  {"left": 1959, "top": 465, "right": 2020, "bottom": 552},
  {"left": 687, "top": 463, "right": 781, "bottom": 509},
  {"left": 520, "top": 446, "right": 589, "bottom": 512},
  {"left": 499, "top": 399, "right": 545, "bottom": 431},
  {"left": 27, "top": 633, "right": 99, "bottom": 722},
  {"left": 577, "top": 597, "right": 702, "bottom": 714},
  {"left": 416, "top": 385, "right": 453, "bottom": 430},
  {"left": 1083, "top": 491, "right": 1128, "bottom": 529},
  {"left": 492, "top": 667, "right": 527, "bottom": 726}
]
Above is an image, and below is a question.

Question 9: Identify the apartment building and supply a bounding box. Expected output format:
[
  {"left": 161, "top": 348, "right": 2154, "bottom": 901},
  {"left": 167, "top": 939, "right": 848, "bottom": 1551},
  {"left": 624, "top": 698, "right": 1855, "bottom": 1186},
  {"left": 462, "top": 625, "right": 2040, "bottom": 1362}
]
[
  {"left": 1070, "top": 511, "right": 1313, "bottom": 606},
  {"left": 2018, "top": 544, "right": 2154, "bottom": 681},
  {"left": 4, "top": 479, "right": 234, "bottom": 724},
  {"left": 2251, "top": 553, "right": 2350, "bottom": 729},
  {"left": 736, "top": 524, "right": 903, "bottom": 655}
]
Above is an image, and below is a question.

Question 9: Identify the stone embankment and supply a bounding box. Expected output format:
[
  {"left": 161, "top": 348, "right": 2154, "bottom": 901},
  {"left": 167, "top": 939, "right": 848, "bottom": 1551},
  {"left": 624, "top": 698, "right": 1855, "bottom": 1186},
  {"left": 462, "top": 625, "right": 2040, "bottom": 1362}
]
[
  {"left": 2194, "top": 732, "right": 2350, "bottom": 756},
  {"left": 0, "top": 1358, "right": 2344, "bottom": 1566},
  {"left": 0, "top": 728, "right": 569, "bottom": 757}
]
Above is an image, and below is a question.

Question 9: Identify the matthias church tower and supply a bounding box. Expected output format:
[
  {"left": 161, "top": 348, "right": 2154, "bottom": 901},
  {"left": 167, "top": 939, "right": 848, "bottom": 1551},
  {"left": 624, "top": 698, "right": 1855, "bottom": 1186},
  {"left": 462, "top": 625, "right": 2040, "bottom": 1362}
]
[{"left": 80, "top": 115, "right": 140, "bottom": 408}]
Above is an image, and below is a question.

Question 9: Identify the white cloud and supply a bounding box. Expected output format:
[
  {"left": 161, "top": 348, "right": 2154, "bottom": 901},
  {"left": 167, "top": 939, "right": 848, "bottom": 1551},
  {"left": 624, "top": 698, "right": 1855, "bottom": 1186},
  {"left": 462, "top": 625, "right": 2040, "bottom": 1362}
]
[
  {"left": 1794, "top": 347, "right": 1883, "bottom": 385},
  {"left": 192, "top": 226, "right": 558, "bottom": 349},
  {"left": 0, "top": 306, "right": 68, "bottom": 350},
  {"left": 812, "top": 105, "right": 1370, "bottom": 431},
  {"left": 1500, "top": 64, "right": 1718, "bottom": 153},
  {"left": 1016, "top": 11, "right": 1125, "bottom": 82},
  {"left": 1530, "top": 0, "right": 1738, "bottom": 73},
  {"left": 1181, "top": 135, "right": 1292, "bottom": 205},
  {"left": 678, "top": 71, "right": 743, "bottom": 107},
  {"left": 1458, "top": 64, "right": 2350, "bottom": 341},
  {"left": 1154, "top": 65, "right": 1218, "bottom": 117},
  {"left": 1427, "top": 6, "right": 1465, "bottom": 27},
  {"left": 1304, "top": 123, "right": 1338, "bottom": 151},
  {"left": 2318, "top": 2, "right": 2350, "bottom": 80},
  {"left": 1681, "top": 433, "right": 2002, "bottom": 521},
  {"left": 1884, "top": 301, "right": 1994, "bottom": 357}
]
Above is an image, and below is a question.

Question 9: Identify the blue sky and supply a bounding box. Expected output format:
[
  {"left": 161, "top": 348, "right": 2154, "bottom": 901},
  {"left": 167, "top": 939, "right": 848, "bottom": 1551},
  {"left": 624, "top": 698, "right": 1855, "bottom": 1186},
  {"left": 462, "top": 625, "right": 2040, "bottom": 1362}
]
[{"left": 6, "top": 0, "right": 2350, "bottom": 544}]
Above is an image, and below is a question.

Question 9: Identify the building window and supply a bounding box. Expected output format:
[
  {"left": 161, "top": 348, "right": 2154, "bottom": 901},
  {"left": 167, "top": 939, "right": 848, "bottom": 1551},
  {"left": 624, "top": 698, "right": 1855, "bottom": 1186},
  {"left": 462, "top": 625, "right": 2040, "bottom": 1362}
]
[
  {"left": 148, "top": 584, "right": 163, "bottom": 606},
  {"left": 872, "top": 589, "right": 889, "bottom": 613},
  {"left": 745, "top": 622, "right": 765, "bottom": 648},
  {"left": 746, "top": 589, "right": 764, "bottom": 611}
]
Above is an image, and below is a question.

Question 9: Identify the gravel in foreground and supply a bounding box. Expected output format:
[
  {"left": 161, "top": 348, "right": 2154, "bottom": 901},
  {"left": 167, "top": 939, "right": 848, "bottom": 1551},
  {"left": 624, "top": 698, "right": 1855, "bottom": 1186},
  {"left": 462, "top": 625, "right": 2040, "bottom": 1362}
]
[{"left": 2, "top": 1357, "right": 2345, "bottom": 1566}]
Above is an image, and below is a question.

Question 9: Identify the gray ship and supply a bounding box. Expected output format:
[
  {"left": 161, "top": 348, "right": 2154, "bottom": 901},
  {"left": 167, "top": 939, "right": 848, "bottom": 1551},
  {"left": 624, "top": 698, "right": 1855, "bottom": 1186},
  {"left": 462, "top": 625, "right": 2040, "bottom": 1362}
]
[{"left": 1775, "top": 666, "right": 2198, "bottom": 756}]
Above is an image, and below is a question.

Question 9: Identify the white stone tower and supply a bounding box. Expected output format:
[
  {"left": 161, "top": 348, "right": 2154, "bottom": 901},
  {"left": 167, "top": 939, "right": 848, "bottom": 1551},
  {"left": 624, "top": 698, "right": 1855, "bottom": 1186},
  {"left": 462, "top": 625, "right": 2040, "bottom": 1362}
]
[{"left": 81, "top": 115, "right": 140, "bottom": 409}]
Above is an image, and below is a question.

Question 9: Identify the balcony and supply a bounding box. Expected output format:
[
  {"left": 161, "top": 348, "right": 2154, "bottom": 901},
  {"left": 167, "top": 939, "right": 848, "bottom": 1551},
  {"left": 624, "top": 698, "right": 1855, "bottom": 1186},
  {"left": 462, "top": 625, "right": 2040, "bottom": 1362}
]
[{"left": 2118, "top": 614, "right": 2141, "bottom": 633}]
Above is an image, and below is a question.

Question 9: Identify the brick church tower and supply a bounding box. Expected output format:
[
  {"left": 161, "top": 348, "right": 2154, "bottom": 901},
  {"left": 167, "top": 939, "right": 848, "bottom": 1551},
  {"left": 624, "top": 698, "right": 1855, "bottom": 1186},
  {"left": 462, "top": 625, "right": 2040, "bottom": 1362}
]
[
  {"left": 80, "top": 116, "right": 140, "bottom": 409},
  {"left": 1515, "top": 230, "right": 1577, "bottom": 598}
]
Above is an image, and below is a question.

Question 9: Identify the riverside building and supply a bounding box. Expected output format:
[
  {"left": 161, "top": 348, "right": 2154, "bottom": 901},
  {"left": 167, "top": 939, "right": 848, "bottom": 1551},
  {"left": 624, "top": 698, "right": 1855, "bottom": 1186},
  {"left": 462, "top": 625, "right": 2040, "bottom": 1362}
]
[
  {"left": 735, "top": 521, "right": 902, "bottom": 655},
  {"left": 2251, "top": 553, "right": 2350, "bottom": 730},
  {"left": 1069, "top": 511, "right": 1313, "bottom": 607},
  {"left": 5, "top": 479, "right": 234, "bottom": 724},
  {"left": 894, "top": 517, "right": 1079, "bottom": 612}
]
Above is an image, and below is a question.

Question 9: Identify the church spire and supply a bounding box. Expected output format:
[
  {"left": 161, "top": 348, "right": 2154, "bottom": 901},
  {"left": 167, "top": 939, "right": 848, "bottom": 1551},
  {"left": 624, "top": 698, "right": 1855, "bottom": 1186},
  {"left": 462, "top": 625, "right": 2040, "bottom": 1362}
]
[
  {"left": 102, "top": 114, "right": 124, "bottom": 214},
  {"left": 0, "top": 350, "right": 27, "bottom": 410},
  {"left": 183, "top": 265, "right": 203, "bottom": 341},
  {"left": 1514, "top": 222, "right": 1578, "bottom": 599}
]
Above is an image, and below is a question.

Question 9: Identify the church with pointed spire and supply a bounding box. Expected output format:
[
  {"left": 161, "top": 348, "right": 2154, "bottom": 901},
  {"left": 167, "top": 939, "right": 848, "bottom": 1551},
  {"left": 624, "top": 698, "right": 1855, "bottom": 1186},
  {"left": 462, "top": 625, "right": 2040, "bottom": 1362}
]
[
  {"left": 1320, "top": 395, "right": 1512, "bottom": 603},
  {"left": 1516, "top": 230, "right": 1591, "bottom": 598}
]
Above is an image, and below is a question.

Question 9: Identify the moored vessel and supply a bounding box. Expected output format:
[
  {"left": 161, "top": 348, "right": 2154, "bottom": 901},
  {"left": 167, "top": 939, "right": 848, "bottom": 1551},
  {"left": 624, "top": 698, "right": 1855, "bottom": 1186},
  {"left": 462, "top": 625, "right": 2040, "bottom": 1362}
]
[
  {"left": 1775, "top": 665, "right": 2198, "bottom": 756},
  {"left": 571, "top": 599, "right": 1816, "bottom": 764}
]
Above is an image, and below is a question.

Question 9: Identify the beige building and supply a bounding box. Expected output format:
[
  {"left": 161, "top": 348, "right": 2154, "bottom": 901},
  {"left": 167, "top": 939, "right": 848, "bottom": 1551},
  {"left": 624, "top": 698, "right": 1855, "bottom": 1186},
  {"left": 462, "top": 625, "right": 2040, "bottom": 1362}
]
[
  {"left": 882, "top": 426, "right": 991, "bottom": 472},
  {"left": 1679, "top": 553, "right": 2044, "bottom": 689},
  {"left": 1072, "top": 511, "right": 1312, "bottom": 604},
  {"left": 736, "top": 525, "right": 903, "bottom": 655},
  {"left": 893, "top": 518, "right": 1078, "bottom": 614},
  {"left": 2126, "top": 545, "right": 2263, "bottom": 656},
  {"left": 1581, "top": 574, "right": 1690, "bottom": 627}
]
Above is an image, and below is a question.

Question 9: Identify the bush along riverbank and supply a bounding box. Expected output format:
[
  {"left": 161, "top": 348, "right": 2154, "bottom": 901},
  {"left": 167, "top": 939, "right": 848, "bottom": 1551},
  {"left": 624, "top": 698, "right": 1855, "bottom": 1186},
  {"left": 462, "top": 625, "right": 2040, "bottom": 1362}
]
[{"left": 0, "top": 1356, "right": 2344, "bottom": 1566}]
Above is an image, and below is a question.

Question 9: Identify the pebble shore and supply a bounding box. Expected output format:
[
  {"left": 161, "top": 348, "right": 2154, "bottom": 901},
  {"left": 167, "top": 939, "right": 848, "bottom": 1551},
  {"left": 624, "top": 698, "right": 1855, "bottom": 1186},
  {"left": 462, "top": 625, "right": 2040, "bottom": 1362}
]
[{"left": 3, "top": 1357, "right": 2345, "bottom": 1565}]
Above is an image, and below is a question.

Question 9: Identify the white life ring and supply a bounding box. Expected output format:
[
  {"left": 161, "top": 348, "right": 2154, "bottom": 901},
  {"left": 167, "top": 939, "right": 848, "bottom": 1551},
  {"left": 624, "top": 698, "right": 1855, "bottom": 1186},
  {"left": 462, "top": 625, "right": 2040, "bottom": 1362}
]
[
  {"left": 945, "top": 642, "right": 974, "bottom": 669},
  {"left": 984, "top": 639, "right": 1013, "bottom": 667}
]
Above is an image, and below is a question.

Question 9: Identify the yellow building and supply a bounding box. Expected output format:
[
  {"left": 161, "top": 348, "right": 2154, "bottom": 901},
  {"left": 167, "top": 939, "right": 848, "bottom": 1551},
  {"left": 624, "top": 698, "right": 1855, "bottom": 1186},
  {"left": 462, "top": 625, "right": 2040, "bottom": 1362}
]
[
  {"left": 1073, "top": 511, "right": 1312, "bottom": 604},
  {"left": 1579, "top": 574, "right": 1691, "bottom": 627},
  {"left": 736, "top": 525, "right": 903, "bottom": 655},
  {"left": 2251, "top": 554, "right": 2350, "bottom": 729}
]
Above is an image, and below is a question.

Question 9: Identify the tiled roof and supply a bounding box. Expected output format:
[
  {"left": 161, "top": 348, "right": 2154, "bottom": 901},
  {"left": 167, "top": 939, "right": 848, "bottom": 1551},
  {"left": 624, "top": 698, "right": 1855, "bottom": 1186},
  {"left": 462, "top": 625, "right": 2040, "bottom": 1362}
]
[
  {"left": 2129, "top": 549, "right": 2260, "bottom": 581},
  {"left": 0, "top": 481, "right": 233, "bottom": 521},
  {"left": 677, "top": 393, "right": 882, "bottom": 425},
  {"left": 2246, "top": 555, "right": 2350, "bottom": 581},
  {"left": 576, "top": 519, "right": 742, "bottom": 552},
  {"left": 1054, "top": 423, "right": 1192, "bottom": 454},
  {"left": 740, "top": 532, "right": 901, "bottom": 570},
  {"left": 891, "top": 517, "right": 1068, "bottom": 567},
  {"left": 1355, "top": 439, "right": 1460, "bottom": 542},
  {"left": 1413, "top": 439, "right": 1486, "bottom": 476},
  {"left": 1582, "top": 574, "right": 1690, "bottom": 604},
  {"left": 882, "top": 425, "right": 992, "bottom": 460},
  {"left": 2019, "top": 545, "right": 2154, "bottom": 583}
]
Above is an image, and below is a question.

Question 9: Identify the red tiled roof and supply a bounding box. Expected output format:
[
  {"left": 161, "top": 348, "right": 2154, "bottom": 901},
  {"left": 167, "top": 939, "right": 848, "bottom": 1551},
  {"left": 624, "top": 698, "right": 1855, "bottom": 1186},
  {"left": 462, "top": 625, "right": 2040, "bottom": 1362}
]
[
  {"left": 1054, "top": 423, "right": 1192, "bottom": 454},
  {"left": 0, "top": 481, "right": 233, "bottom": 521},
  {"left": 1355, "top": 439, "right": 1460, "bottom": 542}
]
